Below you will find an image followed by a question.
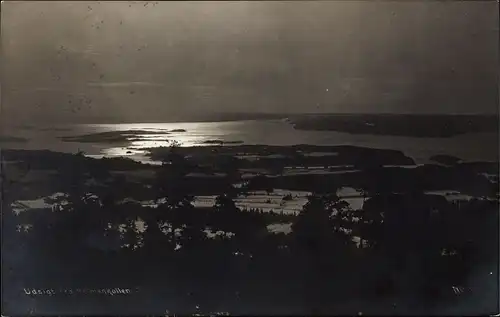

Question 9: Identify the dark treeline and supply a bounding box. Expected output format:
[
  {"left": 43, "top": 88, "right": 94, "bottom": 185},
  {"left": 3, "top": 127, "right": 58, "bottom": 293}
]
[
  {"left": 148, "top": 144, "right": 417, "bottom": 168},
  {"left": 2, "top": 144, "right": 499, "bottom": 315}
]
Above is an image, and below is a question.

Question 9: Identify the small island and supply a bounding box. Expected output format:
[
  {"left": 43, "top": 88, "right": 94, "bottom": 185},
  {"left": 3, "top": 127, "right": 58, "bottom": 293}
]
[
  {"left": 201, "top": 140, "right": 244, "bottom": 145},
  {"left": 60, "top": 130, "right": 170, "bottom": 144}
]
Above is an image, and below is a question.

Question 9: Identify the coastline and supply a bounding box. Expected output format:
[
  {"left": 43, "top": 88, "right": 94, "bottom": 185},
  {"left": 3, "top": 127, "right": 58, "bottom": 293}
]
[{"left": 3, "top": 117, "right": 498, "bottom": 167}]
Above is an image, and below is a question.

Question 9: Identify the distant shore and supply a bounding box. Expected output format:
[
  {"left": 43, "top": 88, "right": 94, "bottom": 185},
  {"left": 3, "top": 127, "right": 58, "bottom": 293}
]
[{"left": 288, "top": 114, "right": 499, "bottom": 137}]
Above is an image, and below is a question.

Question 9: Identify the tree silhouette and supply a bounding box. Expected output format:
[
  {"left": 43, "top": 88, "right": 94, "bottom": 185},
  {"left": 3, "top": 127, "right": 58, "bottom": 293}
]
[
  {"left": 42, "top": 152, "right": 97, "bottom": 254},
  {"left": 289, "top": 193, "right": 358, "bottom": 308},
  {"left": 143, "top": 142, "right": 201, "bottom": 253},
  {"left": 294, "top": 193, "right": 356, "bottom": 255}
]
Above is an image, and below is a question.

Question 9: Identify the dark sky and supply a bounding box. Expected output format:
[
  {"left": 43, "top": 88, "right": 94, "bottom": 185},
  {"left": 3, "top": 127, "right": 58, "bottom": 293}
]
[{"left": 1, "top": 1, "right": 498, "bottom": 123}]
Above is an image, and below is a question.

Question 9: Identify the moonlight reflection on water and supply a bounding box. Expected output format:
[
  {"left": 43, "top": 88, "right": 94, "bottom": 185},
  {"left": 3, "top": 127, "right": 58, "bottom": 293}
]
[{"left": 85, "top": 121, "right": 239, "bottom": 147}]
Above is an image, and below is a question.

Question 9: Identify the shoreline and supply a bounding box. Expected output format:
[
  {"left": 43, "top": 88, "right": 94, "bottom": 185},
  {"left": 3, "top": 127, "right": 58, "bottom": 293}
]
[{"left": 1, "top": 118, "right": 497, "bottom": 166}]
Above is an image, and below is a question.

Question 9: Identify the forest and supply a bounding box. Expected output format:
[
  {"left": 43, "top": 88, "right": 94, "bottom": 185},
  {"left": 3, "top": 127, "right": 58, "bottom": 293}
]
[{"left": 2, "top": 144, "right": 499, "bottom": 315}]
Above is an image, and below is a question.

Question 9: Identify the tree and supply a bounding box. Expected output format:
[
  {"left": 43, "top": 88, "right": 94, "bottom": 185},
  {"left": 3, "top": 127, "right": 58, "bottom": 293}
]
[
  {"left": 211, "top": 193, "right": 240, "bottom": 236},
  {"left": 292, "top": 193, "right": 354, "bottom": 254},
  {"left": 143, "top": 142, "right": 202, "bottom": 253},
  {"left": 290, "top": 193, "right": 357, "bottom": 308}
]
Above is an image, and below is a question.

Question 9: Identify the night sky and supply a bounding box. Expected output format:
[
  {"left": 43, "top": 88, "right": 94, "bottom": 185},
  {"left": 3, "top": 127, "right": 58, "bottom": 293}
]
[{"left": 1, "top": 1, "right": 498, "bottom": 123}]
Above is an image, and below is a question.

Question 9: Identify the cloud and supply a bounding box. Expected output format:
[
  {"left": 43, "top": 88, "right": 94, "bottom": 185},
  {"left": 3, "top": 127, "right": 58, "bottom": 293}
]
[
  {"left": 81, "top": 49, "right": 101, "bottom": 56},
  {"left": 34, "top": 87, "right": 59, "bottom": 92},
  {"left": 86, "top": 82, "right": 165, "bottom": 87}
]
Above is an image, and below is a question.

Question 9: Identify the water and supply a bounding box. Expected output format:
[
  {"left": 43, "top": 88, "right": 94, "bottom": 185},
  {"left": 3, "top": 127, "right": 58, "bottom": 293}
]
[{"left": 2, "top": 120, "right": 498, "bottom": 164}]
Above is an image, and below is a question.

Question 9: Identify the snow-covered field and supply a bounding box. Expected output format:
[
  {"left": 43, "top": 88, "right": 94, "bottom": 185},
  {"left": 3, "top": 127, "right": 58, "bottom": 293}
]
[
  {"left": 11, "top": 185, "right": 495, "bottom": 219},
  {"left": 266, "top": 223, "right": 293, "bottom": 234},
  {"left": 10, "top": 192, "right": 68, "bottom": 215},
  {"left": 9, "top": 187, "right": 496, "bottom": 252},
  {"left": 336, "top": 187, "right": 366, "bottom": 210},
  {"left": 425, "top": 190, "right": 485, "bottom": 202},
  {"left": 193, "top": 189, "right": 312, "bottom": 215}
]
